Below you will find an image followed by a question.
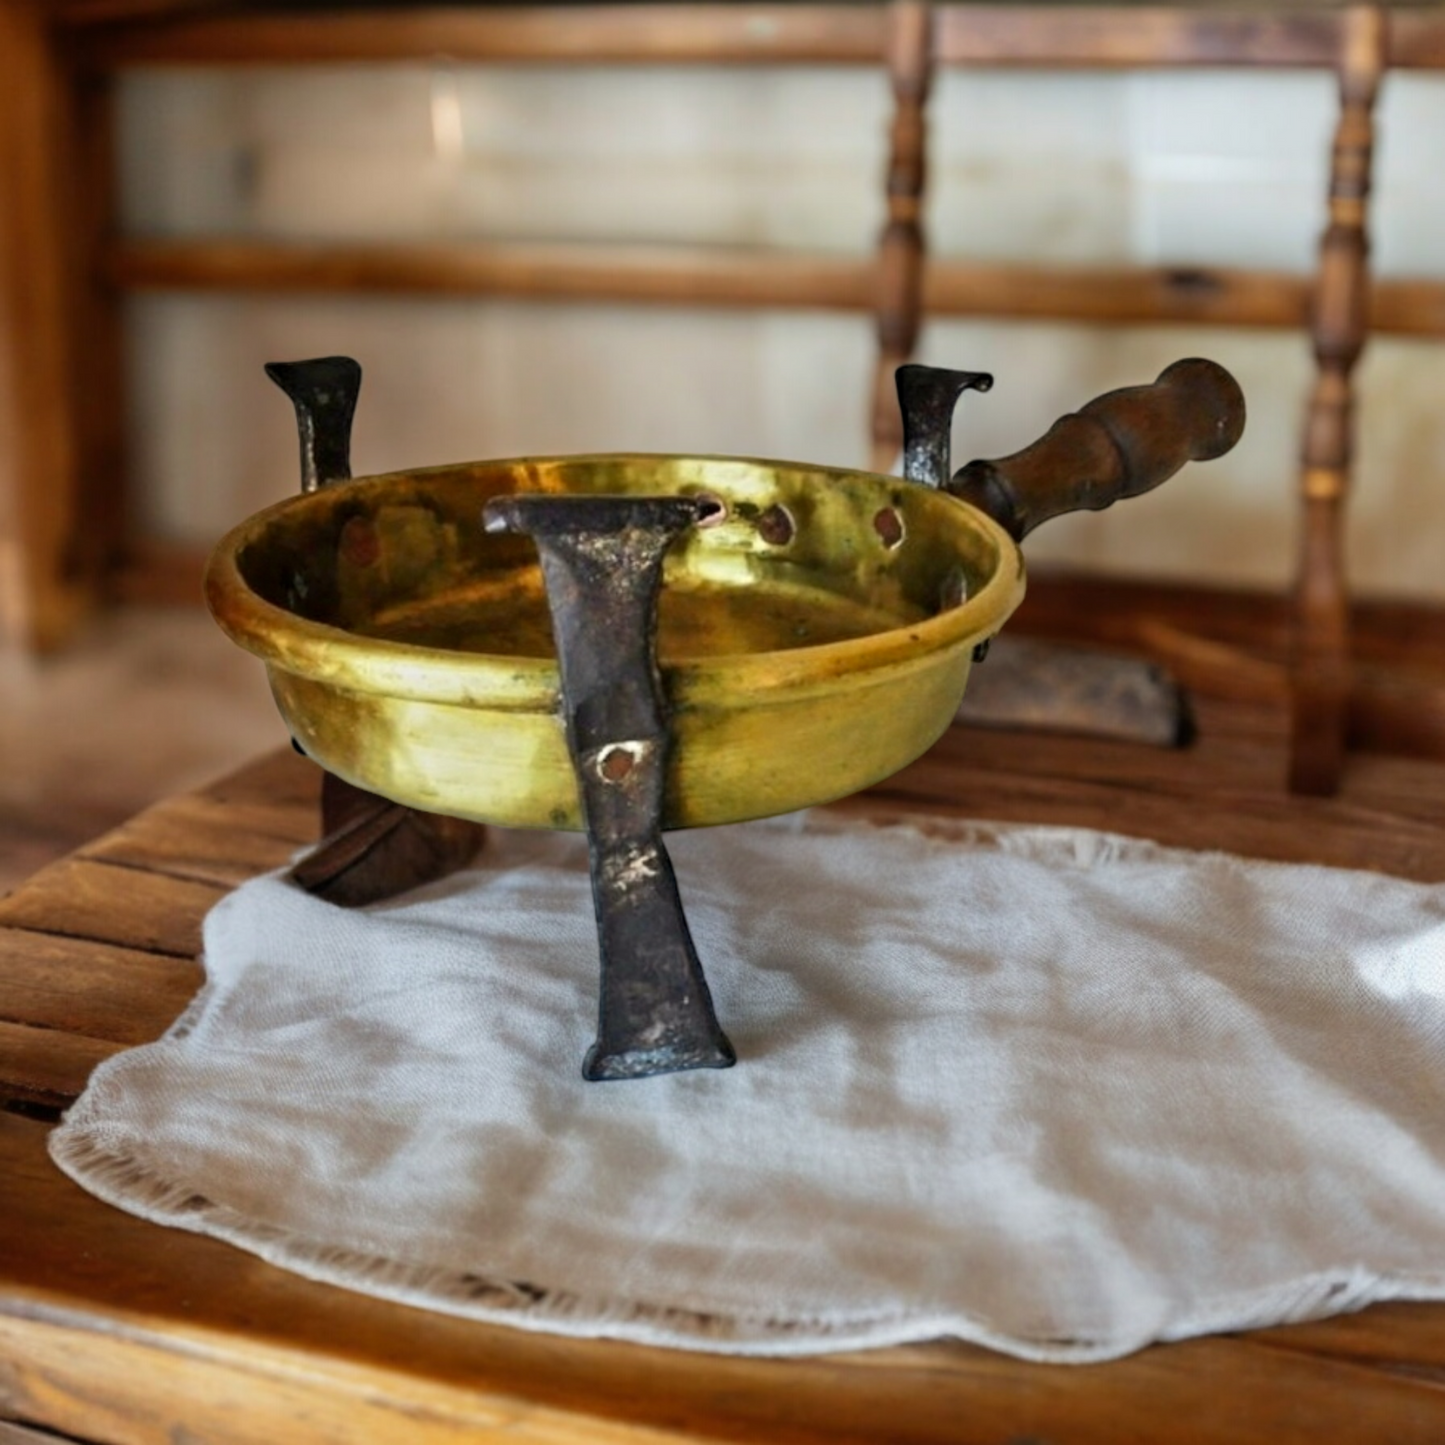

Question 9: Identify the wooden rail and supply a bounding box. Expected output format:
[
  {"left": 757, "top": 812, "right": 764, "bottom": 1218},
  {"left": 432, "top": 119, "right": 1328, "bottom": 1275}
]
[
  {"left": 72, "top": 4, "right": 1445, "bottom": 71},
  {"left": 108, "top": 240, "right": 879, "bottom": 310},
  {"left": 73, "top": 5, "right": 891, "bottom": 66},
  {"left": 109, "top": 241, "right": 1445, "bottom": 339}
]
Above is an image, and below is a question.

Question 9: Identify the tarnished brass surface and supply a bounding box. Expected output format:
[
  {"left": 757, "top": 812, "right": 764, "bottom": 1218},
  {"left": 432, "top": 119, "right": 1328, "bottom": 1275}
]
[{"left": 205, "top": 454, "right": 1025, "bottom": 830}]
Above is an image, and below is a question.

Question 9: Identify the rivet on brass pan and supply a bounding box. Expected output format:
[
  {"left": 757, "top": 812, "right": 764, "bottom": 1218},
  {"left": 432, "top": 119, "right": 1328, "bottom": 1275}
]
[
  {"left": 597, "top": 742, "right": 642, "bottom": 783},
  {"left": 757, "top": 504, "right": 795, "bottom": 546}
]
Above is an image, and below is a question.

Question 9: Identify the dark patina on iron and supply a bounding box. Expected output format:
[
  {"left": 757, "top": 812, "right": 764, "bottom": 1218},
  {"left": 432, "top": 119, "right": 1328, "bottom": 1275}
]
[
  {"left": 265, "top": 356, "right": 361, "bottom": 495},
  {"left": 484, "top": 492, "right": 736, "bottom": 1081},
  {"left": 896, "top": 364, "right": 993, "bottom": 489}
]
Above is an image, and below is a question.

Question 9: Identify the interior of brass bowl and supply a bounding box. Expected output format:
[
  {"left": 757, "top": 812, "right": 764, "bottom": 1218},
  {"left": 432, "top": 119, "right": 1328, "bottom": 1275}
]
[{"left": 206, "top": 454, "right": 1026, "bottom": 829}]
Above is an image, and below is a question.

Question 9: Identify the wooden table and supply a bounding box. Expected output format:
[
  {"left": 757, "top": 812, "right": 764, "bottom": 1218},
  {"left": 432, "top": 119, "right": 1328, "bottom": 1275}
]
[{"left": 6, "top": 696, "right": 1445, "bottom": 1443}]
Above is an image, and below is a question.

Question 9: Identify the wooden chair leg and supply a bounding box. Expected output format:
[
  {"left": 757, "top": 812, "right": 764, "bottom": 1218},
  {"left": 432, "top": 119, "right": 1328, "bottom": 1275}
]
[
  {"left": 1289, "top": 3, "right": 1386, "bottom": 796},
  {"left": 868, "top": 0, "right": 932, "bottom": 474},
  {"left": 68, "top": 68, "right": 129, "bottom": 594},
  {"left": 0, "top": 2, "right": 95, "bottom": 650},
  {"left": 868, "top": 4, "right": 1193, "bottom": 754}
]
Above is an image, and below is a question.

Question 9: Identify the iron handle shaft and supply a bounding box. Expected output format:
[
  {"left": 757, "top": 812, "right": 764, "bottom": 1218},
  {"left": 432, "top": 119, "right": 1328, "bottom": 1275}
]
[{"left": 895, "top": 364, "right": 994, "bottom": 487}]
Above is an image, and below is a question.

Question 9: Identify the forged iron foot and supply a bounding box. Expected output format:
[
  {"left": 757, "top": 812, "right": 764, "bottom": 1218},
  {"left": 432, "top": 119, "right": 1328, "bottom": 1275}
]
[
  {"left": 268, "top": 355, "right": 485, "bottom": 905},
  {"left": 289, "top": 772, "right": 485, "bottom": 908},
  {"left": 265, "top": 355, "right": 361, "bottom": 494},
  {"left": 580, "top": 832, "right": 737, "bottom": 1081}
]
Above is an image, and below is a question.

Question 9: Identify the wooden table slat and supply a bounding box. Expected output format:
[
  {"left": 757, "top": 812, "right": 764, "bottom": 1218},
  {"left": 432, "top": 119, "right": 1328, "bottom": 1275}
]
[
  {"left": 0, "top": 1020, "right": 122, "bottom": 1108},
  {"left": 0, "top": 856, "right": 227, "bottom": 959},
  {"left": 0, "top": 928, "right": 200, "bottom": 1049},
  {"left": 78, "top": 791, "right": 318, "bottom": 890}
]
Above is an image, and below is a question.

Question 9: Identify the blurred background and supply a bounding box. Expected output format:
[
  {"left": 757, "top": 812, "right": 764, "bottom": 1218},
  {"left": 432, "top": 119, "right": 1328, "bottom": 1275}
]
[
  {"left": 3, "top": 4, "right": 1444, "bottom": 890},
  {"left": 122, "top": 61, "right": 1444, "bottom": 590}
]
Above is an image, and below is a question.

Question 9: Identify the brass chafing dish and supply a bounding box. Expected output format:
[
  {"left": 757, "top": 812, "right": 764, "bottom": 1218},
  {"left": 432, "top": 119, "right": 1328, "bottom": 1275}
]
[
  {"left": 207, "top": 449, "right": 1025, "bottom": 831},
  {"left": 207, "top": 357, "right": 1244, "bottom": 1079}
]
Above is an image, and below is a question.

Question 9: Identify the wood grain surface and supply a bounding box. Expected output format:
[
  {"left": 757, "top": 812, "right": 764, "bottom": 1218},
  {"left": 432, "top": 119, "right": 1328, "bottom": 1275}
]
[{"left": 7, "top": 699, "right": 1445, "bottom": 1441}]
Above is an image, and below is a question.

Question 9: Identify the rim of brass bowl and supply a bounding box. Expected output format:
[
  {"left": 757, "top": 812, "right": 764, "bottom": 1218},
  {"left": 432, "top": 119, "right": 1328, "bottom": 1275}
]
[{"left": 204, "top": 453, "right": 1026, "bottom": 713}]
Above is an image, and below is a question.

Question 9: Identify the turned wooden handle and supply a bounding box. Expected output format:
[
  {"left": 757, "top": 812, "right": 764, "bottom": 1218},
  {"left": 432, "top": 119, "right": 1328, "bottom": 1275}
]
[{"left": 948, "top": 358, "right": 1246, "bottom": 542}]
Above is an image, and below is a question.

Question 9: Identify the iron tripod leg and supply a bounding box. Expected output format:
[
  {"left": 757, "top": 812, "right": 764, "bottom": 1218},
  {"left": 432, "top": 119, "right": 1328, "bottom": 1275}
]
[
  {"left": 484, "top": 493, "right": 736, "bottom": 1081},
  {"left": 267, "top": 354, "right": 486, "bottom": 904}
]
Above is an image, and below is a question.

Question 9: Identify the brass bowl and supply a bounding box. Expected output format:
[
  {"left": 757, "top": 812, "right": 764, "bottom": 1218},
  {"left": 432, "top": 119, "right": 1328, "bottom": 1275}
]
[{"left": 205, "top": 453, "right": 1025, "bottom": 830}]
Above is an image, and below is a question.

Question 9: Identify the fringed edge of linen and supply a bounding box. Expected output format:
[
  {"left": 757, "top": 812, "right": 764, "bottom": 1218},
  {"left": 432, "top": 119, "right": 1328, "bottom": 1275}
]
[
  {"left": 47, "top": 1122, "right": 1437, "bottom": 1365},
  {"left": 46, "top": 1122, "right": 970, "bottom": 1356}
]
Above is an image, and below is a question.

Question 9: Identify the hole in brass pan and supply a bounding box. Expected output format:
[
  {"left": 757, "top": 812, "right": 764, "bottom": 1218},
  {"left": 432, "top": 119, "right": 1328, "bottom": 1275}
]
[
  {"left": 694, "top": 493, "right": 727, "bottom": 528},
  {"left": 873, "top": 506, "right": 905, "bottom": 549}
]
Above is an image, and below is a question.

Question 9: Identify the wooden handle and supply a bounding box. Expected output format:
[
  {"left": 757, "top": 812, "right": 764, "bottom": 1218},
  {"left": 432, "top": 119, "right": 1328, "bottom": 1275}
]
[{"left": 948, "top": 358, "right": 1246, "bottom": 542}]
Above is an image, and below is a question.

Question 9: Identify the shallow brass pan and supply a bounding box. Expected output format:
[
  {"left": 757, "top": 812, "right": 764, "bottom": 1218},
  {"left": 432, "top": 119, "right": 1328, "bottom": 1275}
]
[{"left": 207, "top": 452, "right": 1026, "bottom": 831}]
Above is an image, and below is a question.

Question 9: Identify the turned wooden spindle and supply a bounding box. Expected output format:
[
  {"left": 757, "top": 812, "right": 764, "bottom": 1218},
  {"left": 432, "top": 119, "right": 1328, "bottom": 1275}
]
[
  {"left": 1289, "top": 4, "right": 1386, "bottom": 797},
  {"left": 869, "top": 0, "right": 933, "bottom": 474}
]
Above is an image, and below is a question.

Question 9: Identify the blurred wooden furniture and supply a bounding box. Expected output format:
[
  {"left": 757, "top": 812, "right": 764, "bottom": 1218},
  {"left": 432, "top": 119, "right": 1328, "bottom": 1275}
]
[
  {"left": 0, "top": 0, "right": 117, "bottom": 652},
  {"left": 1290, "top": 5, "right": 1385, "bottom": 794},
  {"left": 6, "top": 2, "right": 1445, "bottom": 793},
  {"left": 9, "top": 693, "right": 1445, "bottom": 1443}
]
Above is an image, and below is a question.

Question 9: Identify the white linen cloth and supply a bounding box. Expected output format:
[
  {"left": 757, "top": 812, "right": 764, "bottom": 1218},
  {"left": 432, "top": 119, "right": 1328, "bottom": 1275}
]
[{"left": 49, "top": 811, "right": 1445, "bottom": 1362}]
